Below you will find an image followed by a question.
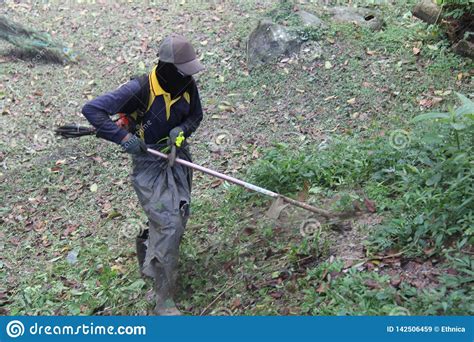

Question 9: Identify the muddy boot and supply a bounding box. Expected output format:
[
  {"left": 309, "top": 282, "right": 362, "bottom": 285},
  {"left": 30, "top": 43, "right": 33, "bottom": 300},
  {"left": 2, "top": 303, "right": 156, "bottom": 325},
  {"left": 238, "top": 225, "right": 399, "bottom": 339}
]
[
  {"left": 135, "top": 229, "right": 149, "bottom": 278},
  {"left": 152, "top": 263, "right": 182, "bottom": 316}
]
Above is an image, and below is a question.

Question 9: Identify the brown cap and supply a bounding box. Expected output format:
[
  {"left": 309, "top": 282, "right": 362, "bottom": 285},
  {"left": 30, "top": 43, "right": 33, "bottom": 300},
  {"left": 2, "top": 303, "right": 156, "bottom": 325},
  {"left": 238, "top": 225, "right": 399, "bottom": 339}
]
[{"left": 158, "top": 34, "right": 205, "bottom": 76}]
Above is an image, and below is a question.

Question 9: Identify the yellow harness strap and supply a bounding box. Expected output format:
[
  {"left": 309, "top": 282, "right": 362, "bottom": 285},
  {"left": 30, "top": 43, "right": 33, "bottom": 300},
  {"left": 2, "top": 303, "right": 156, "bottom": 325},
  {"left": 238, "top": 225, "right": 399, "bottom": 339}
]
[{"left": 137, "top": 66, "right": 191, "bottom": 140}]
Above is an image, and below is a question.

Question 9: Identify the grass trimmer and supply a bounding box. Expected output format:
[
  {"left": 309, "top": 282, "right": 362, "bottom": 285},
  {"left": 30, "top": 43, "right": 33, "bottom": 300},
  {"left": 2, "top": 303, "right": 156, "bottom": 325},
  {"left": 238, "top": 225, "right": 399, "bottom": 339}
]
[{"left": 56, "top": 124, "right": 339, "bottom": 220}]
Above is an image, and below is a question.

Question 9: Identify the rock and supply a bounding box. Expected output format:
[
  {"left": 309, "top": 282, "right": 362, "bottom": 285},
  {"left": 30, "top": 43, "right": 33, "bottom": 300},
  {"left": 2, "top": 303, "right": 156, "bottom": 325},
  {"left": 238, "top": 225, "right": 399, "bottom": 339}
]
[
  {"left": 247, "top": 19, "right": 302, "bottom": 68},
  {"left": 297, "top": 10, "right": 326, "bottom": 28},
  {"left": 412, "top": 0, "right": 442, "bottom": 24},
  {"left": 329, "top": 6, "right": 384, "bottom": 31},
  {"left": 452, "top": 38, "right": 474, "bottom": 58}
]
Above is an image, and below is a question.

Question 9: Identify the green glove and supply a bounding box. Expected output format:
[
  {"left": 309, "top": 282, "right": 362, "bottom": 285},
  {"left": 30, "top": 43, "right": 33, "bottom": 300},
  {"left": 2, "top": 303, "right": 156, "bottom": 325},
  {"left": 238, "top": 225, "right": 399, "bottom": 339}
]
[{"left": 169, "top": 127, "right": 185, "bottom": 148}]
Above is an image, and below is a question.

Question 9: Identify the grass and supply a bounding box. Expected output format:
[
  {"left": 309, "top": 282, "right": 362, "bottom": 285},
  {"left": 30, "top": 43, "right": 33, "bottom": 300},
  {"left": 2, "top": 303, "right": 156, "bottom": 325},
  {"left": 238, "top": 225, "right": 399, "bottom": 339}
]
[{"left": 1, "top": 0, "right": 473, "bottom": 316}]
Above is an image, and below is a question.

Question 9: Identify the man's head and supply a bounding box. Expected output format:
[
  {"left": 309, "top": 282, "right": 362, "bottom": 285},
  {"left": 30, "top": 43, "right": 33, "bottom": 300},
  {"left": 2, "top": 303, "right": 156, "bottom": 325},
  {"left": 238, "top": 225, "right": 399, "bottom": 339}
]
[
  {"left": 157, "top": 34, "right": 204, "bottom": 95},
  {"left": 158, "top": 34, "right": 204, "bottom": 76}
]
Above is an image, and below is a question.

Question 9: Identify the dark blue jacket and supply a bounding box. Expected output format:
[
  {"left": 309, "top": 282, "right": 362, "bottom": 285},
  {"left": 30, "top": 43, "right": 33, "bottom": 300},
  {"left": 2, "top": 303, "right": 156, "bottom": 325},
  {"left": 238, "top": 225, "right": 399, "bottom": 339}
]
[{"left": 82, "top": 71, "right": 203, "bottom": 144}]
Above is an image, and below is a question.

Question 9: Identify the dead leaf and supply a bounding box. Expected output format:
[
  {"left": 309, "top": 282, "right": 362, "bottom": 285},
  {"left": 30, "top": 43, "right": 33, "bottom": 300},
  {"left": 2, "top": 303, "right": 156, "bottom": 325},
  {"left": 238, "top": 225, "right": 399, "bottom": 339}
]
[
  {"left": 390, "top": 276, "right": 402, "bottom": 288},
  {"left": 423, "top": 246, "right": 435, "bottom": 255},
  {"left": 140, "top": 39, "right": 148, "bottom": 53},
  {"left": 412, "top": 47, "right": 421, "bottom": 55},
  {"left": 90, "top": 183, "right": 98, "bottom": 192},
  {"left": 63, "top": 224, "right": 79, "bottom": 237},
  {"left": 364, "top": 279, "right": 381, "bottom": 289},
  {"left": 111, "top": 264, "right": 126, "bottom": 274},
  {"left": 243, "top": 227, "right": 255, "bottom": 236},
  {"left": 231, "top": 298, "right": 241, "bottom": 309},
  {"left": 218, "top": 104, "right": 235, "bottom": 112},
  {"left": 210, "top": 179, "right": 224, "bottom": 188},
  {"left": 33, "top": 220, "right": 46, "bottom": 233},
  {"left": 316, "top": 282, "right": 327, "bottom": 294},
  {"left": 364, "top": 198, "right": 376, "bottom": 213},
  {"left": 343, "top": 259, "right": 354, "bottom": 269},
  {"left": 269, "top": 291, "right": 283, "bottom": 299},
  {"left": 347, "top": 98, "right": 356, "bottom": 105},
  {"left": 297, "top": 181, "right": 310, "bottom": 202}
]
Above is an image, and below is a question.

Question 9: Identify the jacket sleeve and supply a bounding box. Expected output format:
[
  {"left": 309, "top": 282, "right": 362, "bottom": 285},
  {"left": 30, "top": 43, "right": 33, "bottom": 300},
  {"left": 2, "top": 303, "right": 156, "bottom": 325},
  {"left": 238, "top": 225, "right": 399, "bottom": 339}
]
[
  {"left": 180, "top": 81, "right": 203, "bottom": 138},
  {"left": 81, "top": 79, "right": 143, "bottom": 144}
]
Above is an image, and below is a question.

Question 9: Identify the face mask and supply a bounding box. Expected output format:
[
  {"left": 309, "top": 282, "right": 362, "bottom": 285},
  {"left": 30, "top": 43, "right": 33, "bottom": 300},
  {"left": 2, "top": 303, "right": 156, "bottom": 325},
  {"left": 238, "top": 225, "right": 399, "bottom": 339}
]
[{"left": 156, "top": 61, "right": 192, "bottom": 96}]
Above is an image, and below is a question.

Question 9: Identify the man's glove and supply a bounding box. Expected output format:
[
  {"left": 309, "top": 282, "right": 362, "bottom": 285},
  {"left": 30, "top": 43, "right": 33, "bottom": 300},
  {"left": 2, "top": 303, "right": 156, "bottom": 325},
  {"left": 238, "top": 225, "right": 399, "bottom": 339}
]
[
  {"left": 169, "top": 127, "right": 185, "bottom": 148},
  {"left": 120, "top": 134, "right": 147, "bottom": 155},
  {"left": 168, "top": 127, "right": 185, "bottom": 167}
]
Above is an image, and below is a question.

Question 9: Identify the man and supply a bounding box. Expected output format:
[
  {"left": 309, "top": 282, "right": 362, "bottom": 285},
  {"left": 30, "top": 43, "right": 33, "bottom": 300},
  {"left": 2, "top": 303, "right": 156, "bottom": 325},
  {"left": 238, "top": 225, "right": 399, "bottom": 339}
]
[{"left": 82, "top": 34, "right": 204, "bottom": 315}]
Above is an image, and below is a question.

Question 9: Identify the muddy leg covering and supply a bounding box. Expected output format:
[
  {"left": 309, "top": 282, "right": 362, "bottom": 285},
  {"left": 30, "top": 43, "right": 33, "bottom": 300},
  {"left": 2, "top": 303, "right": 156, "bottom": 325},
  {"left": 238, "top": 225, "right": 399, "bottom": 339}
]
[{"left": 131, "top": 146, "right": 192, "bottom": 314}]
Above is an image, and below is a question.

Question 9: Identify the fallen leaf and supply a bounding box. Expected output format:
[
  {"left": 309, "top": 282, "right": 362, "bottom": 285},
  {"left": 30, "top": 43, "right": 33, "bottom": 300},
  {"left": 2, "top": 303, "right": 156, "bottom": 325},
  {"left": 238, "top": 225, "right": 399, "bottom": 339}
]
[
  {"left": 210, "top": 179, "right": 223, "bottom": 188},
  {"left": 231, "top": 298, "right": 241, "bottom": 309},
  {"left": 316, "top": 282, "right": 327, "bottom": 294},
  {"left": 140, "top": 39, "right": 148, "bottom": 53},
  {"left": 347, "top": 98, "right": 356, "bottom": 105},
  {"left": 423, "top": 246, "right": 436, "bottom": 255},
  {"left": 90, "top": 183, "right": 98, "bottom": 192},
  {"left": 364, "top": 198, "right": 376, "bottom": 213},
  {"left": 343, "top": 259, "right": 353, "bottom": 269},
  {"left": 390, "top": 276, "right": 402, "bottom": 288},
  {"left": 243, "top": 227, "right": 255, "bottom": 235},
  {"left": 63, "top": 224, "right": 79, "bottom": 237},
  {"left": 111, "top": 264, "right": 126, "bottom": 274},
  {"left": 324, "top": 61, "right": 333, "bottom": 69},
  {"left": 269, "top": 291, "right": 283, "bottom": 299},
  {"left": 364, "top": 279, "right": 381, "bottom": 289},
  {"left": 412, "top": 47, "right": 421, "bottom": 55}
]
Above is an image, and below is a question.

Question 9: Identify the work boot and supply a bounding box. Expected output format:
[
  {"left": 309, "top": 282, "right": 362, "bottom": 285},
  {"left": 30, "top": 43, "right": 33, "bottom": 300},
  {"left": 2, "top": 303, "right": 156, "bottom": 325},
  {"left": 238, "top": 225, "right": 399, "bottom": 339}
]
[
  {"left": 135, "top": 229, "right": 149, "bottom": 278},
  {"left": 152, "top": 263, "right": 182, "bottom": 316}
]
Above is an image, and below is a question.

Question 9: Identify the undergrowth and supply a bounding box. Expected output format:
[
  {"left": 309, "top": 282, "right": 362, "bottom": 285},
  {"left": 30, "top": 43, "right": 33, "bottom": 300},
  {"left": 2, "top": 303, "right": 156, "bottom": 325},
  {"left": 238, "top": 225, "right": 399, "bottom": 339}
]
[{"left": 241, "top": 94, "right": 474, "bottom": 256}]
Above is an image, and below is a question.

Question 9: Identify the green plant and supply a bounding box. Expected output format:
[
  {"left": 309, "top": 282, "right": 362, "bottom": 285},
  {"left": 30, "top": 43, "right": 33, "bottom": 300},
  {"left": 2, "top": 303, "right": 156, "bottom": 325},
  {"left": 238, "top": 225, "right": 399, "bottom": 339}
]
[
  {"left": 413, "top": 92, "right": 474, "bottom": 150},
  {"left": 436, "top": 0, "right": 474, "bottom": 18}
]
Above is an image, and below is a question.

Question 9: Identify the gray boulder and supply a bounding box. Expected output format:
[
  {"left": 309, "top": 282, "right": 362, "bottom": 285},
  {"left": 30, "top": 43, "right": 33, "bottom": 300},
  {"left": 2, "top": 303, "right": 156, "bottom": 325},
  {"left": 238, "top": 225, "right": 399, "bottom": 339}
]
[
  {"left": 297, "top": 10, "right": 326, "bottom": 28},
  {"left": 329, "top": 6, "right": 384, "bottom": 31},
  {"left": 452, "top": 38, "right": 474, "bottom": 58},
  {"left": 412, "top": 0, "right": 442, "bottom": 24},
  {"left": 247, "top": 19, "right": 302, "bottom": 68}
]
